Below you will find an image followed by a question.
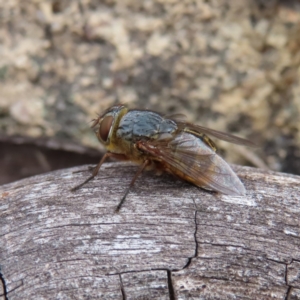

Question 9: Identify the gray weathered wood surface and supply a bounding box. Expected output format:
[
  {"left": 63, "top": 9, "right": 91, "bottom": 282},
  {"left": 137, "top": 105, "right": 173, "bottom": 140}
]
[{"left": 0, "top": 162, "right": 300, "bottom": 299}]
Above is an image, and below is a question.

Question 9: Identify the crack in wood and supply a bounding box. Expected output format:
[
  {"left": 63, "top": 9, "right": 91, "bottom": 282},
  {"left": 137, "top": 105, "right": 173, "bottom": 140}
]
[
  {"left": 162, "top": 205, "right": 199, "bottom": 299},
  {"left": 290, "top": 258, "right": 300, "bottom": 263},
  {"left": 108, "top": 267, "right": 181, "bottom": 276},
  {"left": 181, "top": 209, "right": 198, "bottom": 271},
  {"left": 0, "top": 269, "right": 8, "bottom": 300},
  {"left": 266, "top": 257, "right": 290, "bottom": 265},
  {"left": 0, "top": 278, "right": 23, "bottom": 299},
  {"left": 285, "top": 286, "right": 292, "bottom": 300},
  {"left": 110, "top": 268, "right": 182, "bottom": 299},
  {"left": 192, "top": 200, "right": 199, "bottom": 259},
  {"left": 117, "top": 269, "right": 173, "bottom": 299},
  {"left": 284, "top": 259, "right": 300, "bottom": 299},
  {"left": 118, "top": 274, "right": 126, "bottom": 300},
  {"left": 285, "top": 263, "right": 289, "bottom": 287},
  {"left": 167, "top": 270, "right": 175, "bottom": 300}
]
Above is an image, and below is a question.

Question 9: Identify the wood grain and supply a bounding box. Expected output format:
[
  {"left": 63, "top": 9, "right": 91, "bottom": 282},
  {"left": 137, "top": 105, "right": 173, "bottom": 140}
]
[{"left": 0, "top": 162, "right": 300, "bottom": 299}]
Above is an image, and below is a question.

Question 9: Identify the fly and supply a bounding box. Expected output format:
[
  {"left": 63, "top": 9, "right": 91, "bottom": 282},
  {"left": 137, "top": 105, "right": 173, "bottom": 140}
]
[{"left": 72, "top": 104, "right": 255, "bottom": 211}]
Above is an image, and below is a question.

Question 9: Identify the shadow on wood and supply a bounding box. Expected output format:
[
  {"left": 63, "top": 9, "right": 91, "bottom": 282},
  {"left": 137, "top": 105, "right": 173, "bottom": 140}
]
[{"left": 0, "top": 162, "right": 300, "bottom": 299}]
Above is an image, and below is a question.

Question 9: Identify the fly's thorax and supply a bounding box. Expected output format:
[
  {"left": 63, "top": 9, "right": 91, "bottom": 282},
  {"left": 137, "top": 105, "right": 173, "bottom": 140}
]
[{"left": 116, "top": 110, "right": 178, "bottom": 142}]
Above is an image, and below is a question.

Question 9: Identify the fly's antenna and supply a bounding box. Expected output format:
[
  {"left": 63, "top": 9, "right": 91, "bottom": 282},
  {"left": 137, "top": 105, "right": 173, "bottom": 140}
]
[{"left": 91, "top": 114, "right": 101, "bottom": 129}]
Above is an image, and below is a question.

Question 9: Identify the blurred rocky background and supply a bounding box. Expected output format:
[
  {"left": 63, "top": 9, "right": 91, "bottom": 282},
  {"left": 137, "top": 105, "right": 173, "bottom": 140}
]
[{"left": 0, "top": 0, "right": 299, "bottom": 185}]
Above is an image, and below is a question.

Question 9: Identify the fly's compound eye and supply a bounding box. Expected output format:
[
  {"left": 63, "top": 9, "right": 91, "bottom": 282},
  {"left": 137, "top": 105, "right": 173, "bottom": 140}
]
[{"left": 99, "top": 116, "right": 113, "bottom": 142}]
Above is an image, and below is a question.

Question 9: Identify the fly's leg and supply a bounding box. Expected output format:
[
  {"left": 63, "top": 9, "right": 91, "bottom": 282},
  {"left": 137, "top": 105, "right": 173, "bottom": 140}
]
[
  {"left": 71, "top": 152, "right": 127, "bottom": 191},
  {"left": 72, "top": 166, "right": 95, "bottom": 174},
  {"left": 115, "top": 160, "right": 150, "bottom": 212}
]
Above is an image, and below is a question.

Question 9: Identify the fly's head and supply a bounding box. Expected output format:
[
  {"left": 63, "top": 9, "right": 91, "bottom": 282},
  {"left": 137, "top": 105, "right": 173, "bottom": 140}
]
[{"left": 92, "top": 104, "right": 128, "bottom": 147}]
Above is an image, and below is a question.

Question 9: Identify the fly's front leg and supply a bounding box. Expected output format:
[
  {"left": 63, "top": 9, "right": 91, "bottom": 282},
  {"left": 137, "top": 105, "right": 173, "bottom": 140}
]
[
  {"left": 115, "top": 159, "right": 150, "bottom": 212},
  {"left": 71, "top": 152, "right": 128, "bottom": 191},
  {"left": 72, "top": 165, "right": 95, "bottom": 174}
]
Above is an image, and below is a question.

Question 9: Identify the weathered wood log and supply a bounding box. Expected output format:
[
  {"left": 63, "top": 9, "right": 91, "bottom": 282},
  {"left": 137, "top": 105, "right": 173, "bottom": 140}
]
[{"left": 0, "top": 162, "right": 300, "bottom": 300}]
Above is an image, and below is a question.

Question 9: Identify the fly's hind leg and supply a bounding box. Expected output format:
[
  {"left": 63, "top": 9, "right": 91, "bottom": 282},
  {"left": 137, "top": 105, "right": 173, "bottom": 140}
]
[
  {"left": 115, "top": 160, "right": 150, "bottom": 212},
  {"left": 71, "top": 152, "right": 128, "bottom": 191}
]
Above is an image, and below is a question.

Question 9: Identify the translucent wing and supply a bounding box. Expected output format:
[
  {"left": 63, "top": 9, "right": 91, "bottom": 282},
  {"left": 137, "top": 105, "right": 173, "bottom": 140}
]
[
  {"left": 164, "top": 113, "right": 187, "bottom": 122},
  {"left": 137, "top": 132, "right": 246, "bottom": 196},
  {"left": 176, "top": 122, "right": 256, "bottom": 147}
]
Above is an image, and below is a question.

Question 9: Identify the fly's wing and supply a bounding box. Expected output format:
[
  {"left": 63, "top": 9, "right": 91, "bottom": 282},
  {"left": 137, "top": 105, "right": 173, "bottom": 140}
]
[
  {"left": 164, "top": 113, "right": 187, "bottom": 122},
  {"left": 176, "top": 122, "right": 256, "bottom": 147},
  {"left": 137, "top": 132, "right": 246, "bottom": 196}
]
